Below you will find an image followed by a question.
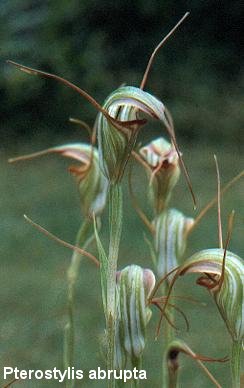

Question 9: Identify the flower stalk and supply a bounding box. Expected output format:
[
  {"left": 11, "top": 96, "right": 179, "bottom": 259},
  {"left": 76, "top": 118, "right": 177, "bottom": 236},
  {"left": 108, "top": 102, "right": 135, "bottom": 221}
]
[
  {"left": 231, "top": 340, "right": 242, "bottom": 388},
  {"left": 64, "top": 217, "right": 94, "bottom": 384},
  {"left": 161, "top": 282, "right": 175, "bottom": 387},
  {"left": 107, "top": 183, "right": 123, "bottom": 388}
]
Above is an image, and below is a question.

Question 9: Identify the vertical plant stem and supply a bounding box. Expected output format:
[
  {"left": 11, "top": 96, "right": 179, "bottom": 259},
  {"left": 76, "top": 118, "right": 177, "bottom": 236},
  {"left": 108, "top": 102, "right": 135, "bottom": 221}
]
[
  {"left": 161, "top": 282, "right": 176, "bottom": 388},
  {"left": 132, "top": 356, "right": 142, "bottom": 388},
  {"left": 64, "top": 218, "right": 93, "bottom": 388},
  {"left": 107, "top": 183, "right": 123, "bottom": 388},
  {"left": 231, "top": 340, "right": 242, "bottom": 388},
  {"left": 168, "top": 367, "right": 178, "bottom": 388}
]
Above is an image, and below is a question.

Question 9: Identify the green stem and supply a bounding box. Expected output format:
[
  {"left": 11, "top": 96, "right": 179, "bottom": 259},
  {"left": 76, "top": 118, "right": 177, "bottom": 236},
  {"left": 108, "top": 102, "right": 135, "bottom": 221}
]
[
  {"left": 161, "top": 282, "right": 176, "bottom": 388},
  {"left": 231, "top": 340, "right": 242, "bottom": 388},
  {"left": 168, "top": 365, "right": 178, "bottom": 388},
  {"left": 107, "top": 184, "right": 123, "bottom": 388},
  {"left": 64, "top": 218, "right": 93, "bottom": 388},
  {"left": 132, "top": 356, "right": 142, "bottom": 388}
]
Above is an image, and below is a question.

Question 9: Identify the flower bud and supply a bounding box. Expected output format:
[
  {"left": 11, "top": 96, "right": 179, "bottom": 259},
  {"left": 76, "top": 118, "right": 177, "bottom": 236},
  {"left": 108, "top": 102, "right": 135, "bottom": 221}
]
[
  {"left": 166, "top": 339, "right": 227, "bottom": 387},
  {"left": 115, "top": 265, "right": 155, "bottom": 367},
  {"left": 174, "top": 249, "right": 244, "bottom": 342},
  {"left": 97, "top": 86, "right": 167, "bottom": 184},
  {"left": 140, "top": 137, "right": 180, "bottom": 213},
  {"left": 153, "top": 209, "right": 194, "bottom": 279}
]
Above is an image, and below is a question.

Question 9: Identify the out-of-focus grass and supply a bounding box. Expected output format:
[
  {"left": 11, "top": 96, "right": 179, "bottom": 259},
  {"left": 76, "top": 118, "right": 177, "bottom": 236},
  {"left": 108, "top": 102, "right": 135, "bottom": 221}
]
[{"left": 0, "top": 140, "right": 243, "bottom": 387}]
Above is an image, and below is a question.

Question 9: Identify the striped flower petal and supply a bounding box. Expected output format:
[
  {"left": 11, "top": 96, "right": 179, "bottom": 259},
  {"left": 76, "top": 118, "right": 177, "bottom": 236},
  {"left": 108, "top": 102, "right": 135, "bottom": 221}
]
[
  {"left": 173, "top": 249, "right": 244, "bottom": 342},
  {"left": 115, "top": 265, "right": 155, "bottom": 367},
  {"left": 97, "top": 86, "right": 168, "bottom": 184},
  {"left": 153, "top": 209, "right": 194, "bottom": 279}
]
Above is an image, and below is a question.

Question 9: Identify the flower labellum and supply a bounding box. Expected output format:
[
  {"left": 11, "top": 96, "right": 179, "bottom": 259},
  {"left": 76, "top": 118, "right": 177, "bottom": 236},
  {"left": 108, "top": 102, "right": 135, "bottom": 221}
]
[{"left": 140, "top": 137, "right": 180, "bottom": 213}]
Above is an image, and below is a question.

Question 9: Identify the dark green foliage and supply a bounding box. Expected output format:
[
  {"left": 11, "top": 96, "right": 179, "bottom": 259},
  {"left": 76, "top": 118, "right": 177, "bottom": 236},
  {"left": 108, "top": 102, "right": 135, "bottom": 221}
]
[{"left": 1, "top": 1, "right": 243, "bottom": 145}]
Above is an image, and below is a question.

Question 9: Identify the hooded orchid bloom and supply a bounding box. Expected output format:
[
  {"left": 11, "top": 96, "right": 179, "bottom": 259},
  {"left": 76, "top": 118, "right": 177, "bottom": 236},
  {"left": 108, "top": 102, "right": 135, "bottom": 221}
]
[{"left": 9, "top": 143, "right": 108, "bottom": 218}]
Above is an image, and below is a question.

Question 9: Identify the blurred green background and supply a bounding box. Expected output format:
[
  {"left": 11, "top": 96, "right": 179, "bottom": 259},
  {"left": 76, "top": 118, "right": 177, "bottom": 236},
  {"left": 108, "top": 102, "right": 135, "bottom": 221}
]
[
  {"left": 1, "top": 0, "right": 244, "bottom": 146},
  {"left": 1, "top": 1, "right": 243, "bottom": 387}
]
